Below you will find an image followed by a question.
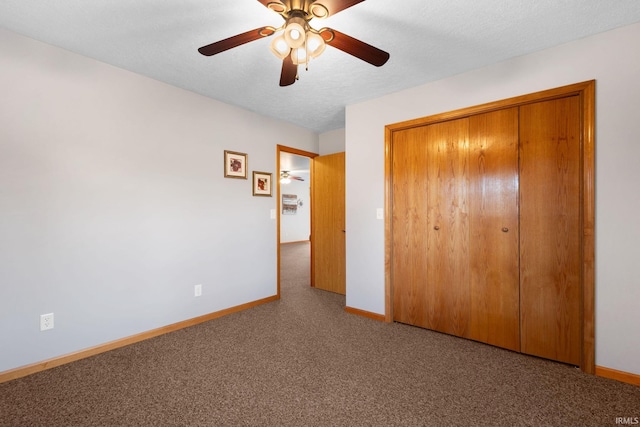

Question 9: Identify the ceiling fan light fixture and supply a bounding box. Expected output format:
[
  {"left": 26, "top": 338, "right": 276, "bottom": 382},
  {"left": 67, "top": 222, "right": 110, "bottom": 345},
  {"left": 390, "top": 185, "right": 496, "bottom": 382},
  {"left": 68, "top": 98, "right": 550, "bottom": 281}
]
[
  {"left": 280, "top": 171, "right": 292, "bottom": 184},
  {"left": 270, "top": 35, "right": 290, "bottom": 59},
  {"left": 284, "top": 17, "right": 307, "bottom": 49},
  {"left": 291, "top": 47, "right": 308, "bottom": 65},
  {"left": 198, "top": 2, "right": 390, "bottom": 86},
  {"left": 306, "top": 32, "right": 326, "bottom": 59}
]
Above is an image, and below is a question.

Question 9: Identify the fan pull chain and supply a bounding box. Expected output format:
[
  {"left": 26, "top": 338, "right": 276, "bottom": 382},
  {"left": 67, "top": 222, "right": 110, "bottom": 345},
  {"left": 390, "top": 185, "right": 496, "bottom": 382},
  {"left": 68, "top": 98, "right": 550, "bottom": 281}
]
[{"left": 305, "top": 38, "right": 310, "bottom": 71}]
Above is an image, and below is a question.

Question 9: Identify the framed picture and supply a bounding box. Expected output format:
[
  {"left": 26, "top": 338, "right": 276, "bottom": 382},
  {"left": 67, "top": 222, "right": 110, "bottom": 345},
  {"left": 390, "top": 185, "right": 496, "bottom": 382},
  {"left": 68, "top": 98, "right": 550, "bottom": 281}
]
[
  {"left": 253, "top": 171, "right": 272, "bottom": 197},
  {"left": 224, "top": 150, "right": 248, "bottom": 179},
  {"left": 282, "top": 193, "right": 298, "bottom": 214}
]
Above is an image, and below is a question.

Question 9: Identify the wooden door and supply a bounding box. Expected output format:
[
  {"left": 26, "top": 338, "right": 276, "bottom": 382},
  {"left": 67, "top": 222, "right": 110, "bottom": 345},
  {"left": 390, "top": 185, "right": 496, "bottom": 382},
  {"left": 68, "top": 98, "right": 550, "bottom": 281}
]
[
  {"left": 391, "top": 119, "right": 470, "bottom": 337},
  {"left": 311, "top": 152, "right": 346, "bottom": 295},
  {"left": 387, "top": 82, "right": 594, "bottom": 371},
  {"left": 391, "top": 127, "right": 430, "bottom": 327},
  {"left": 424, "top": 118, "right": 470, "bottom": 337},
  {"left": 519, "top": 96, "right": 582, "bottom": 365},
  {"left": 468, "top": 108, "right": 520, "bottom": 351}
]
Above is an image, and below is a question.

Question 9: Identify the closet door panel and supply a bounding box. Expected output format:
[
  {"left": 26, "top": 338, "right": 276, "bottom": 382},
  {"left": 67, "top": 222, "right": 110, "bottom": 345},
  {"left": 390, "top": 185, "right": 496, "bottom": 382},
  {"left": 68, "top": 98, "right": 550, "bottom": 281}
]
[
  {"left": 468, "top": 108, "right": 520, "bottom": 351},
  {"left": 392, "top": 127, "right": 430, "bottom": 328},
  {"left": 519, "top": 96, "right": 581, "bottom": 365},
  {"left": 425, "top": 118, "right": 470, "bottom": 337}
]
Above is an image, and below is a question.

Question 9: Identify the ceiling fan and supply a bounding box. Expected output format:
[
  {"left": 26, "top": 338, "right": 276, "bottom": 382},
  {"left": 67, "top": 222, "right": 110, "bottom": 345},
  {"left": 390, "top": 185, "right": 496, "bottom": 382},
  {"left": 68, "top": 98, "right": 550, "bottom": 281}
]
[
  {"left": 198, "top": 0, "right": 390, "bottom": 86},
  {"left": 280, "top": 171, "right": 305, "bottom": 183}
]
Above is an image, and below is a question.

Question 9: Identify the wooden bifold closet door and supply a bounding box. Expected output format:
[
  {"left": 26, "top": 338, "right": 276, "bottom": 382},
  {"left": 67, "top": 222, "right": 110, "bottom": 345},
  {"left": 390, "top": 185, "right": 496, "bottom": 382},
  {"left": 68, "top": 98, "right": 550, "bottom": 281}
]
[
  {"left": 390, "top": 93, "right": 584, "bottom": 366},
  {"left": 468, "top": 108, "right": 520, "bottom": 352},
  {"left": 391, "top": 126, "right": 431, "bottom": 329},
  {"left": 423, "top": 118, "right": 470, "bottom": 337},
  {"left": 391, "top": 118, "right": 472, "bottom": 337},
  {"left": 519, "top": 96, "right": 581, "bottom": 365}
]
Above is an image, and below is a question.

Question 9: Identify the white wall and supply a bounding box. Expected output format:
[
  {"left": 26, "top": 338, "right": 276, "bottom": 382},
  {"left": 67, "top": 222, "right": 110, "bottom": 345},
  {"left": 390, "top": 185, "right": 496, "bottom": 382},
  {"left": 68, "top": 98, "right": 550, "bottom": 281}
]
[
  {"left": 280, "top": 178, "right": 310, "bottom": 243},
  {"left": 0, "top": 29, "right": 318, "bottom": 373},
  {"left": 346, "top": 22, "right": 640, "bottom": 375},
  {"left": 319, "top": 128, "right": 345, "bottom": 155}
]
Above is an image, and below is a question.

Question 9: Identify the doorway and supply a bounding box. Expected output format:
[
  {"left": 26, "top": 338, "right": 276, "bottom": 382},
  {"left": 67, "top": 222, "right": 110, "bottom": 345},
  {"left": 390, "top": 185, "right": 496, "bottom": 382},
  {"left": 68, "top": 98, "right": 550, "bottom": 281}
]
[
  {"left": 277, "top": 145, "right": 317, "bottom": 298},
  {"left": 277, "top": 145, "right": 347, "bottom": 298}
]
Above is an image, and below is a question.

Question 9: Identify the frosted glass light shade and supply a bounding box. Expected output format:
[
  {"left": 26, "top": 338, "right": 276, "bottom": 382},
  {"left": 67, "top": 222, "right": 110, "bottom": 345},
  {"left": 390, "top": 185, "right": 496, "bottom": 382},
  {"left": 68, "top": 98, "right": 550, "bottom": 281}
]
[
  {"left": 291, "top": 47, "right": 308, "bottom": 65},
  {"left": 284, "top": 18, "right": 306, "bottom": 49},
  {"left": 270, "top": 35, "right": 289, "bottom": 59},
  {"left": 306, "top": 32, "right": 326, "bottom": 58}
]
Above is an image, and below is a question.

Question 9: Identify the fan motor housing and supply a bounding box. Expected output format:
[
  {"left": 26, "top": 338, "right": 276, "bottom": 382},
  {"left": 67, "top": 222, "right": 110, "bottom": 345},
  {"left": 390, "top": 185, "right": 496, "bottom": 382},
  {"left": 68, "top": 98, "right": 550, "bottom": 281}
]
[{"left": 268, "top": 1, "right": 329, "bottom": 20}]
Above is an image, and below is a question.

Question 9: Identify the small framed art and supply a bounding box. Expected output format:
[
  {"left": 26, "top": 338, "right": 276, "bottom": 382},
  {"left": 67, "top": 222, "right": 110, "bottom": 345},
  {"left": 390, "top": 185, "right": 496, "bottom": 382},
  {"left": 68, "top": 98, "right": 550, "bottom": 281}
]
[
  {"left": 252, "top": 171, "right": 272, "bottom": 197},
  {"left": 282, "top": 194, "right": 298, "bottom": 214},
  {"left": 224, "top": 150, "right": 248, "bottom": 179}
]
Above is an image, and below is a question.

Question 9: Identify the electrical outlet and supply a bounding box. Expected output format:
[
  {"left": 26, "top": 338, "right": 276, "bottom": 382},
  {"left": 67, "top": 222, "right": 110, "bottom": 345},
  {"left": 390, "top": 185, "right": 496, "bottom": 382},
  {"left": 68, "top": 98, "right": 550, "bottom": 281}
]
[
  {"left": 194, "top": 284, "right": 202, "bottom": 297},
  {"left": 40, "top": 313, "right": 54, "bottom": 331}
]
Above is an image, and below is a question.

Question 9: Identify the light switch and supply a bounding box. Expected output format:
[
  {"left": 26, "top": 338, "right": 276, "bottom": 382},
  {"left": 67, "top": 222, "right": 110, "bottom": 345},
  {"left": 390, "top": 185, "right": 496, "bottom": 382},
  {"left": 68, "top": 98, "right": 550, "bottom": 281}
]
[
  {"left": 376, "top": 208, "right": 384, "bottom": 220},
  {"left": 270, "top": 209, "right": 276, "bottom": 219}
]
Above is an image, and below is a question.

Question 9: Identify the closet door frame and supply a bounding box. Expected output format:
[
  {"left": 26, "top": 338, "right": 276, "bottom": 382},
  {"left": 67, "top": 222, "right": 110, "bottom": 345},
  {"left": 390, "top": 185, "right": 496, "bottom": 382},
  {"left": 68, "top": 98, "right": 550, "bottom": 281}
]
[{"left": 384, "top": 80, "right": 595, "bottom": 374}]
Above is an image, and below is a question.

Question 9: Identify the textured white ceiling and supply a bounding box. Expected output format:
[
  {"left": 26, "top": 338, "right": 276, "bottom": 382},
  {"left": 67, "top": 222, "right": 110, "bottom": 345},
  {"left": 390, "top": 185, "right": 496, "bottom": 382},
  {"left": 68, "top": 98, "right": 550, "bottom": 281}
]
[{"left": 2, "top": 0, "right": 640, "bottom": 133}]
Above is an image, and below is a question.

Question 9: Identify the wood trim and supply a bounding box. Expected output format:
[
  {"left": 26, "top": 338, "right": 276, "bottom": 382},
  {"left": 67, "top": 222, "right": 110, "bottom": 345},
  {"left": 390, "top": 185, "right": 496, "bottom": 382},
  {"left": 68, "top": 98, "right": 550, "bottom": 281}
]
[
  {"left": 345, "top": 306, "right": 386, "bottom": 322},
  {"left": 277, "top": 145, "right": 318, "bottom": 159},
  {"left": 384, "top": 126, "right": 393, "bottom": 322},
  {"left": 386, "top": 81, "right": 595, "bottom": 132},
  {"left": 0, "top": 295, "right": 279, "bottom": 384},
  {"left": 384, "top": 80, "right": 596, "bottom": 373},
  {"left": 581, "top": 81, "right": 596, "bottom": 374},
  {"left": 596, "top": 366, "right": 640, "bottom": 387},
  {"left": 309, "top": 158, "right": 315, "bottom": 288}
]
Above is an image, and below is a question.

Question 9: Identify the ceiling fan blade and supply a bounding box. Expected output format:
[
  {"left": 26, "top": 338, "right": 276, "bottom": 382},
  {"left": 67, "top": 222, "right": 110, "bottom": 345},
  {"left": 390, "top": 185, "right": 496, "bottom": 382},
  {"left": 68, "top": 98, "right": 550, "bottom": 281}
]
[
  {"left": 320, "top": 28, "right": 389, "bottom": 66},
  {"left": 313, "top": 0, "right": 366, "bottom": 17},
  {"left": 198, "top": 27, "right": 275, "bottom": 56},
  {"left": 280, "top": 52, "right": 297, "bottom": 86},
  {"left": 291, "top": 176, "right": 305, "bottom": 181}
]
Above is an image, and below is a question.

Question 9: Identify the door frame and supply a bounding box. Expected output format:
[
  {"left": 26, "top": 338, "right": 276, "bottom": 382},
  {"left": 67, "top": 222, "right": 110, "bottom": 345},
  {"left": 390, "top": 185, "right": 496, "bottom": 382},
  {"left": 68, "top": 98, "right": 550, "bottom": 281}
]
[
  {"left": 276, "top": 145, "right": 318, "bottom": 298},
  {"left": 384, "top": 80, "right": 596, "bottom": 373}
]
